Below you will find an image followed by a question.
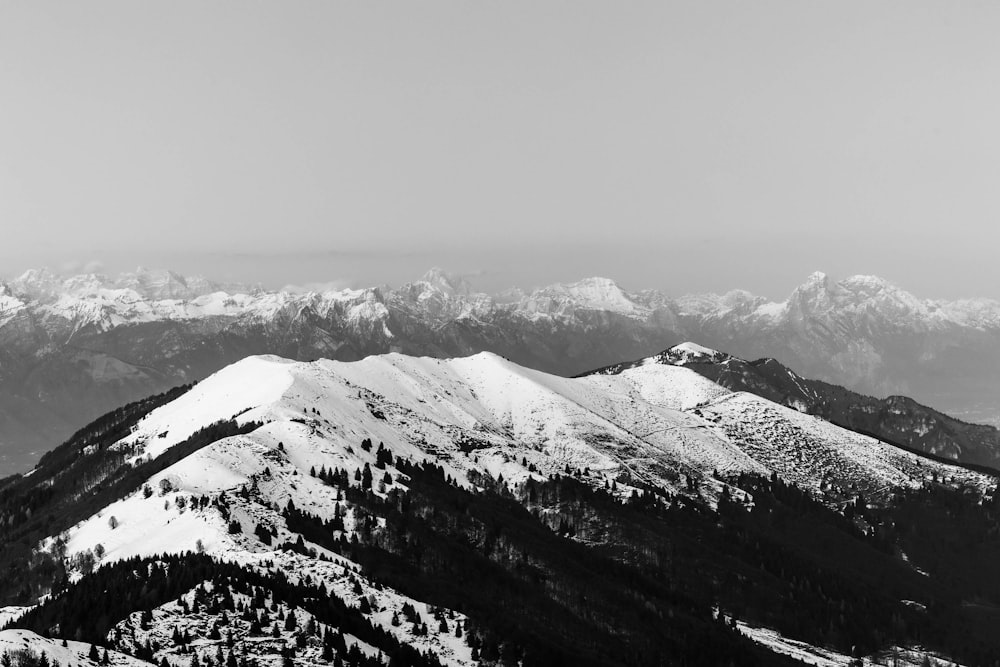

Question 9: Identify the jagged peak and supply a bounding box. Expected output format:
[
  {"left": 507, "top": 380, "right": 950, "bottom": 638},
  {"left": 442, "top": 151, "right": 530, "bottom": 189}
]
[
  {"left": 9, "top": 267, "right": 62, "bottom": 300},
  {"left": 841, "top": 273, "right": 891, "bottom": 287},
  {"left": 784, "top": 271, "right": 935, "bottom": 320},
  {"left": 558, "top": 276, "right": 631, "bottom": 296},
  {"left": 125, "top": 265, "right": 189, "bottom": 284},
  {"left": 572, "top": 275, "right": 620, "bottom": 288},
  {"left": 785, "top": 271, "right": 839, "bottom": 314},
  {"left": 837, "top": 274, "right": 907, "bottom": 298},
  {"left": 14, "top": 267, "right": 57, "bottom": 283},
  {"left": 797, "top": 271, "right": 831, "bottom": 291},
  {"left": 530, "top": 276, "right": 624, "bottom": 293},
  {"left": 113, "top": 267, "right": 228, "bottom": 300},
  {"left": 524, "top": 276, "right": 642, "bottom": 314},
  {"left": 418, "top": 267, "right": 473, "bottom": 296},
  {"left": 792, "top": 272, "right": 906, "bottom": 298}
]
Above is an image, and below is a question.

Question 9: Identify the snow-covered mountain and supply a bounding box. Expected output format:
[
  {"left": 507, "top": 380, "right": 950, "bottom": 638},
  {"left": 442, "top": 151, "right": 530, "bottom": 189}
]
[
  {"left": 1, "top": 267, "right": 999, "bottom": 473},
  {"left": 587, "top": 342, "right": 1000, "bottom": 470},
  {"left": 50, "top": 351, "right": 992, "bottom": 534},
  {"left": 0, "top": 351, "right": 992, "bottom": 666}
]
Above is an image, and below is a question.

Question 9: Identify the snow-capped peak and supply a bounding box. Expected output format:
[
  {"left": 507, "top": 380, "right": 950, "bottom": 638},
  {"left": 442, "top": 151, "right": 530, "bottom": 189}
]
[
  {"left": 785, "top": 271, "right": 939, "bottom": 324},
  {"left": 560, "top": 276, "right": 634, "bottom": 307},
  {"left": 518, "top": 276, "right": 644, "bottom": 317},
  {"left": 804, "top": 270, "right": 829, "bottom": 287},
  {"left": 11, "top": 267, "right": 61, "bottom": 300},
  {"left": 113, "top": 267, "right": 221, "bottom": 300},
  {"left": 419, "top": 267, "right": 472, "bottom": 296},
  {"left": 668, "top": 341, "right": 725, "bottom": 362}
]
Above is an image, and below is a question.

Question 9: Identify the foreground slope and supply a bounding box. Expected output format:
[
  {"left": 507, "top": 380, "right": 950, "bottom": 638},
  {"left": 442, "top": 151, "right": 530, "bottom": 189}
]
[{"left": 0, "top": 629, "right": 150, "bottom": 667}]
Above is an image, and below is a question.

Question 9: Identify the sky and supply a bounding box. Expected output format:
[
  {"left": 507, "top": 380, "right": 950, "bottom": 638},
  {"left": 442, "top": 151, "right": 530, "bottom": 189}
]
[{"left": 2, "top": 1, "right": 1000, "bottom": 300}]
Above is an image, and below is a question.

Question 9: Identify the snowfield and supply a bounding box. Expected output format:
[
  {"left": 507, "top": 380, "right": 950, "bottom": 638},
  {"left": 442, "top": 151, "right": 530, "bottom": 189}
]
[
  {"left": 0, "top": 607, "right": 31, "bottom": 628},
  {"left": 0, "top": 629, "right": 151, "bottom": 667},
  {"left": 737, "top": 621, "right": 969, "bottom": 667},
  {"left": 56, "top": 349, "right": 991, "bottom": 574}
]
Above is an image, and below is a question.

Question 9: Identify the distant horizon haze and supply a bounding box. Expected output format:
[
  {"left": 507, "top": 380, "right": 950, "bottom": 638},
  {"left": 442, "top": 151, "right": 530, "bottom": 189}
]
[{"left": 3, "top": 2, "right": 999, "bottom": 300}]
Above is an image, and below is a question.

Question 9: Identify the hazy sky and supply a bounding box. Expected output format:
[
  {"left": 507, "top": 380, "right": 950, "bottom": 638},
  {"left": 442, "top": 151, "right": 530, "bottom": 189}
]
[{"left": 2, "top": 2, "right": 1000, "bottom": 299}]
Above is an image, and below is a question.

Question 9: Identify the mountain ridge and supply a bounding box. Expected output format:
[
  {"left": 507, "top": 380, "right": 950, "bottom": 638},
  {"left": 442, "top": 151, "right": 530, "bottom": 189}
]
[
  {"left": 584, "top": 342, "right": 1000, "bottom": 471},
  {"left": 8, "top": 267, "right": 1000, "bottom": 331}
]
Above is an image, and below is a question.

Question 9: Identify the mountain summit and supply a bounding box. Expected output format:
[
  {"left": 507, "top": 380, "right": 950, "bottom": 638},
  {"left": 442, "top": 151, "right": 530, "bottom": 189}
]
[{"left": 585, "top": 342, "right": 1000, "bottom": 470}]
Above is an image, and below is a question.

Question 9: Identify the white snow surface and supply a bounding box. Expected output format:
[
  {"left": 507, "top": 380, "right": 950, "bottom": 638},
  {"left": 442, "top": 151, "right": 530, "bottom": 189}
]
[
  {"left": 670, "top": 342, "right": 719, "bottom": 357},
  {"left": 590, "top": 363, "right": 729, "bottom": 411},
  {"left": 0, "top": 294, "right": 25, "bottom": 328},
  {"left": 737, "top": 622, "right": 968, "bottom": 667},
  {"left": 0, "top": 629, "right": 151, "bottom": 667},
  {"left": 0, "top": 607, "right": 30, "bottom": 628},
  {"left": 56, "top": 351, "right": 991, "bottom": 572},
  {"left": 117, "top": 355, "right": 297, "bottom": 463},
  {"left": 662, "top": 341, "right": 729, "bottom": 364}
]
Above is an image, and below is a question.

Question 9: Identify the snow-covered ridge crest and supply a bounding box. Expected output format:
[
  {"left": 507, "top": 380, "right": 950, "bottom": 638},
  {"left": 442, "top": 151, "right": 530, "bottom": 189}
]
[
  {"left": 49, "top": 350, "right": 991, "bottom": 576},
  {"left": 107, "top": 350, "right": 993, "bottom": 505},
  {"left": 661, "top": 341, "right": 729, "bottom": 364}
]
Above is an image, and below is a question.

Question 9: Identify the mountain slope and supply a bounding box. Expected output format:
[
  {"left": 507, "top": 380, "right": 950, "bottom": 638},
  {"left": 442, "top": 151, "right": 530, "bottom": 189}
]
[
  {"left": 0, "top": 628, "right": 151, "bottom": 667},
  {"left": 588, "top": 342, "right": 1000, "bottom": 470},
  {"left": 47, "top": 352, "right": 992, "bottom": 523},
  {"left": 2, "top": 352, "right": 999, "bottom": 665}
]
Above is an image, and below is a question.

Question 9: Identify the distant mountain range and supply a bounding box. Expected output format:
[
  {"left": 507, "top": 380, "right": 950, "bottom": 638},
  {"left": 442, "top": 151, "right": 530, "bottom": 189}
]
[{"left": 1, "top": 266, "right": 998, "bottom": 472}]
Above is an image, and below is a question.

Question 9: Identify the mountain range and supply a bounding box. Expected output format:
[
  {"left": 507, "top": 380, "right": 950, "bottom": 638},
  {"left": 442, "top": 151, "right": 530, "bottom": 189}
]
[
  {"left": 2, "top": 349, "right": 997, "bottom": 666},
  {"left": 1, "top": 267, "right": 999, "bottom": 473}
]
